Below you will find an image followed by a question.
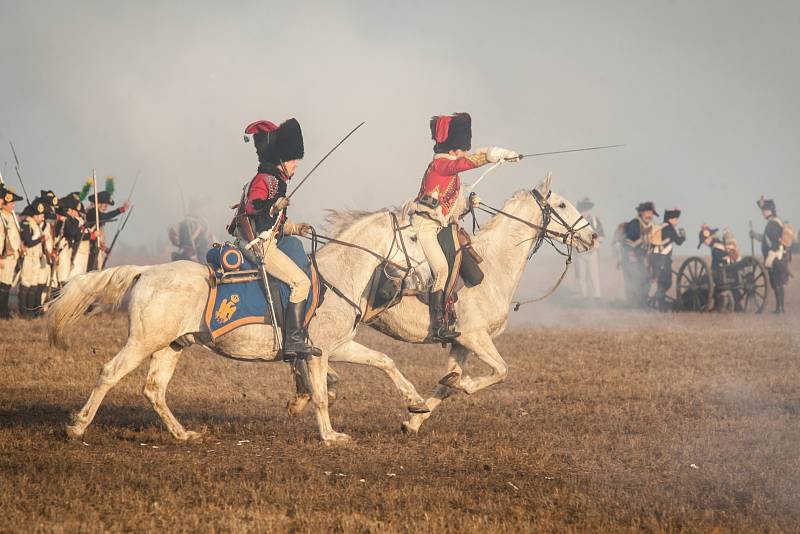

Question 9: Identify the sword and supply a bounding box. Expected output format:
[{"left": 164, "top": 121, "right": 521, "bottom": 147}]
[
  {"left": 8, "top": 141, "right": 32, "bottom": 205},
  {"left": 287, "top": 121, "right": 365, "bottom": 199},
  {"left": 242, "top": 216, "right": 283, "bottom": 351},
  {"left": 519, "top": 144, "right": 625, "bottom": 159},
  {"left": 102, "top": 206, "right": 134, "bottom": 268}
]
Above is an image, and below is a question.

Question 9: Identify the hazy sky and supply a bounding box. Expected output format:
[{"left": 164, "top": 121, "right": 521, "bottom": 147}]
[{"left": 1, "top": 0, "right": 798, "bottom": 252}]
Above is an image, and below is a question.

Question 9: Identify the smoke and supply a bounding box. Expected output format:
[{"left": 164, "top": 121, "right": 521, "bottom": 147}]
[{"left": 0, "top": 0, "right": 798, "bottom": 265}]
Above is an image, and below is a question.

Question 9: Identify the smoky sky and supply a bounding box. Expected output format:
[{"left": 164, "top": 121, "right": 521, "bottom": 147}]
[{"left": 0, "top": 0, "right": 798, "bottom": 251}]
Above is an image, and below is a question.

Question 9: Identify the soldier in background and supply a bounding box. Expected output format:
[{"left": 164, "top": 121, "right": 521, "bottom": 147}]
[
  {"left": 0, "top": 187, "right": 23, "bottom": 319},
  {"left": 54, "top": 192, "right": 86, "bottom": 289},
  {"left": 650, "top": 208, "right": 686, "bottom": 310},
  {"left": 750, "top": 197, "right": 791, "bottom": 314},
  {"left": 574, "top": 198, "right": 603, "bottom": 301},
  {"left": 19, "top": 198, "right": 48, "bottom": 318},
  {"left": 623, "top": 201, "right": 657, "bottom": 307},
  {"left": 85, "top": 187, "right": 130, "bottom": 271},
  {"left": 38, "top": 191, "right": 59, "bottom": 303},
  {"left": 169, "top": 214, "right": 211, "bottom": 262}
]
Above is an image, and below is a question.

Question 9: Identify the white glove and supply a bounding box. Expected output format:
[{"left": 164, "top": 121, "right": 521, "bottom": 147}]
[
  {"left": 469, "top": 193, "right": 481, "bottom": 208},
  {"left": 270, "top": 196, "right": 289, "bottom": 216},
  {"left": 486, "top": 147, "right": 520, "bottom": 163}
]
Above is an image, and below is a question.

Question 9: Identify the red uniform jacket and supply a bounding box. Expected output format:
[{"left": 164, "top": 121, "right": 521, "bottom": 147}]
[
  {"left": 416, "top": 152, "right": 488, "bottom": 220},
  {"left": 244, "top": 165, "right": 289, "bottom": 233}
]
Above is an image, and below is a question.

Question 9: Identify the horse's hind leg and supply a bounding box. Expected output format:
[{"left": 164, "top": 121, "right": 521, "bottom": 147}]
[
  {"left": 442, "top": 332, "right": 508, "bottom": 395},
  {"left": 143, "top": 346, "right": 202, "bottom": 441},
  {"left": 66, "top": 342, "right": 150, "bottom": 439}
]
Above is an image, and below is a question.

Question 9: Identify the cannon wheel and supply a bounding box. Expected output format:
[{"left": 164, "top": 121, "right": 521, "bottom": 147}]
[
  {"left": 738, "top": 256, "right": 769, "bottom": 313},
  {"left": 676, "top": 257, "right": 714, "bottom": 312}
]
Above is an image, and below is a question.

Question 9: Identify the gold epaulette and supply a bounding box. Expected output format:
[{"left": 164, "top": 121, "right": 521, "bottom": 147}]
[{"left": 466, "top": 152, "right": 488, "bottom": 166}]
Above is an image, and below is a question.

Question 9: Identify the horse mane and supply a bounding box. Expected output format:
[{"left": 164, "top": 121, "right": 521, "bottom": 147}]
[
  {"left": 474, "top": 189, "right": 536, "bottom": 237},
  {"left": 323, "top": 200, "right": 416, "bottom": 238}
]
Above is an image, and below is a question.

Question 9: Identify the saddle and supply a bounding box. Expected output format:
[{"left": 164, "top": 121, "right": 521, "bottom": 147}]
[
  {"left": 203, "top": 237, "right": 323, "bottom": 341},
  {"left": 361, "top": 224, "right": 484, "bottom": 324}
]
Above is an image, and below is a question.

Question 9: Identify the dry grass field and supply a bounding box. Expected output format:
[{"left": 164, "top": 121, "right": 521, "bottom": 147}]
[{"left": 1, "top": 289, "right": 799, "bottom": 532}]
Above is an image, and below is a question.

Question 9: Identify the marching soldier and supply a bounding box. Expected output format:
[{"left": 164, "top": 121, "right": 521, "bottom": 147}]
[
  {"left": 623, "top": 201, "right": 657, "bottom": 307},
  {"left": 19, "top": 198, "right": 48, "bottom": 318},
  {"left": 0, "top": 187, "right": 23, "bottom": 319},
  {"left": 233, "top": 118, "right": 318, "bottom": 359},
  {"left": 85, "top": 182, "right": 130, "bottom": 271},
  {"left": 650, "top": 208, "right": 686, "bottom": 310},
  {"left": 574, "top": 198, "right": 604, "bottom": 301},
  {"left": 38, "top": 191, "right": 59, "bottom": 302},
  {"left": 413, "top": 112, "right": 518, "bottom": 340},
  {"left": 750, "top": 197, "right": 790, "bottom": 313},
  {"left": 54, "top": 193, "right": 86, "bottom": 287}
]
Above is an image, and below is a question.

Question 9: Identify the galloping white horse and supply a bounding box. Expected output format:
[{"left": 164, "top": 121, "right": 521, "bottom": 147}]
[
  {"left": 289, "top": 174, "right": 596, "bottom": 433},
  {"left": 47, "top": 205, "right": 430, "bottom": 444}
]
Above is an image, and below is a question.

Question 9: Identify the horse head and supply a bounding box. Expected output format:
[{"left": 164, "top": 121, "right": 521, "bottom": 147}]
[{"left": 534, "top": 172, "right": 596, "bottom": 253}]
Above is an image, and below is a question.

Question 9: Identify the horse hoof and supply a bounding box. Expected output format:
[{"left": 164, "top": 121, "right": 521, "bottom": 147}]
[
  {"left": 180, "top": 430, "right": 204, "bottom": 442},
  {"left": 401, "top": 422, "right": 418, "bottom": 435},
  {"left": 438, "top": 372, "right": 463, "bottom": 390},
  {"left": 407, "top": 402, "right": 430, "bottom": 414},
  {"left": 327, "top": 389, "right": 337, "bottom": 406},
  {"left": 65, "top": 424, "right": 83, "bottom": 440}
]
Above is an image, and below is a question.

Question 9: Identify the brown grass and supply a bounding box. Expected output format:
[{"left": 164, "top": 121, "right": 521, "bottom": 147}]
[{"left": 1, "top": 293, "right": 799, "bottom": 532}]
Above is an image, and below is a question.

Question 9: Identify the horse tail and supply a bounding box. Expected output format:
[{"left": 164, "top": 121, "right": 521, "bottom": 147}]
[{"left": 47, "top": 265, "right": 151, "bottom": 349}]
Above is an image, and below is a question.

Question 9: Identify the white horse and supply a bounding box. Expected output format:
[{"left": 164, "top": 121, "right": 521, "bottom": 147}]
[
  {"left": 47, "top": 206, "right": 430, "bottom": 444},
  {"left": 289, "top": 174, "right": 596, "bottom": 433}
]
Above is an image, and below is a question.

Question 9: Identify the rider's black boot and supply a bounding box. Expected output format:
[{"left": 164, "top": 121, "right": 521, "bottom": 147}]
[
  {"left": 282, "top": 301, "right": 321, "bottom": 360},
  {"left": 430, "top": 290, "right": 460, "bottom": 342},
  {"left": 774, "top": 285, "right": 785, "bottom": 314},
  {"left": 0, "top": 283, "right": 11, "bottom": 319}
]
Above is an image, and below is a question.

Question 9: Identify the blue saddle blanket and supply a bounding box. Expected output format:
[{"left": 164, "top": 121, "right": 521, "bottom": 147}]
[{"left": 203, "top": 237, "right": 321, "bottom": 340}]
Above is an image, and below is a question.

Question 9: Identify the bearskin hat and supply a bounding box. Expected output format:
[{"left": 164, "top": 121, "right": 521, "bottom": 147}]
[
  {"left": 430, "top": 113, "right": 472, "bottom": 153},
  {"left": 245, "top": 118, "right": 304, "bottom": 165},
  {"left": 757, "top": 196, "right": 776, "bottom": 213},
  {"left": 663, "top": 208, "right": 681, "bottom": 220}
]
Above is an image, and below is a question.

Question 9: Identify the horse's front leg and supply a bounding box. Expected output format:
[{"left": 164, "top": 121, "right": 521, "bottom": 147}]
[
  {"left": 330, "top": 340, "right": 428, "bottom": 413},
  {"left": 306, "top": 354, "right": 351, "bottom": 444},
  {"left": 440, "top": 331, "right": 508, "bottom": 395}
]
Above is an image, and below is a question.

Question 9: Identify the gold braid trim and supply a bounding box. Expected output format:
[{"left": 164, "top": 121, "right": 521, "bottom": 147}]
[{"left": 466, "top": 152, "right": 488, "bottom": 166}]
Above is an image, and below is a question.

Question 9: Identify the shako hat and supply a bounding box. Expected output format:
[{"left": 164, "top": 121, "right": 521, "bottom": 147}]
[
  {"left": 697, "top": 224, "right": 718, "bottom": 249},
  {"left": 89, "top": 190, "right": 115, "bottom": 205},
  {"left": 430, "top": 112, "right": 472, "bottom": 153},
  {"left": 576, "top": 197, "right": 595, "bottom": 212},
  {"left": 0, "top": 187, "right": 23, "bottom": 204},
  {"left": 636, "top": 201, "right": 659, "bottom": 217},
  {"left": 756, "top": 196, "right": 776, "bottom": 213},
  {"left": 244, "top": 118, "right": 305, "bottom": 165},
  {"left": 663, "top": 208, "right": 681, "bottom": 220}
]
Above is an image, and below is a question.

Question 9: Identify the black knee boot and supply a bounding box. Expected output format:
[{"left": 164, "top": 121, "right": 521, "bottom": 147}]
[
  {"left": 429, "top": 290, "right": 460, "bottom": 341},
  {"left": 282, "top": 301, "right": 321, "bottom": 360},
  {"left": 0, "top": 283, "right": 11, "bottom": 319},
  {"left": 18, "top": 286, "right": 30, "bottom": 318},
  {"left": 774, "top": 284, "right": 785, "bottom": 314}
]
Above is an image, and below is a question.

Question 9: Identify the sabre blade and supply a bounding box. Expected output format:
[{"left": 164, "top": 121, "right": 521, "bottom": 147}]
[{"left": 520, "top": 144, "right": 625, "bottom": 159}]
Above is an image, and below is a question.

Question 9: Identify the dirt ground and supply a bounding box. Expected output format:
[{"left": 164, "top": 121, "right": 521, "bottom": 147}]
[{"left": 1, "top": 287, "right": 799, "bottom": 532}]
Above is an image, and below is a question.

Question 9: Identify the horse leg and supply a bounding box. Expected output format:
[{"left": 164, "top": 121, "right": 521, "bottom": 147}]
[
  {"left": 401, "top": 344, "right": 469, "bottom": 434},
  {"left": 442, "top": 332, "right": 508, "bottom": 395},
  {"left": 287, "top": 365, "right": 339, "bottom": 417},
  {"left": 66, "top": 342, "right": 150, "bottom": 439},
  {"left": 142, "top": 346, "right": 202, "bottom": 441},
  {"left": 330, "top": 340, "right": 428, "bottom": 413},
  {"left": 306, "top": 354, "right": 351, "bottom": 443}
]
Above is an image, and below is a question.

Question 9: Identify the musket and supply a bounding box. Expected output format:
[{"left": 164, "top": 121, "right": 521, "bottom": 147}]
[
  {"left": 287, "top": 121, "right": 365, "bottom": 199},
  {"left": 91, "top": 169, "right": 103, "bottom": 270},
  {"left": 519, "top": 144, "right": 625, "bottom": 159},
  {"left": 8, "top": 141, "right": 32, "bottom": 204},
  {"left": 103, "top": 206, "right": 134, "bottom": 267},
  {"left": 749, "top": 220, "right": 755, "bottom": 257}
]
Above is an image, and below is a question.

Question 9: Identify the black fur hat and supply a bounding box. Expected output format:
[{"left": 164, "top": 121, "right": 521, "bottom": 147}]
[
  {"left": 431, "top": 113, "right": 472, "bottom": 153},
  {"left": 757, "top": 196, "right": 776, "bottom": 213},
  {"left": 246, "top": 118, "right": 305, "bottom": 165}
]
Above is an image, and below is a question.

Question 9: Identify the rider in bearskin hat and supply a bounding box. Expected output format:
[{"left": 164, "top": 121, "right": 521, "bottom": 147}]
[
  {"left": 234, "top": 118, "right": 319, "bottom": 359},
  {"left": 413, "top": 112, "right": 519, "bottom": 341}
]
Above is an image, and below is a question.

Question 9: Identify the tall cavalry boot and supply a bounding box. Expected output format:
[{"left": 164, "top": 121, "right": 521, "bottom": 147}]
[
  {"left": 429, "top": 290, "right": 460, "bottom": 342},
  {"left": 773, "top": 285, "right": 784, "bottom": 314},
  {"left": 18, "top": 286, "right": 30, "bottom": 319},
  {"left": 0, "top": 283, "right": 11, "bottom": 319},
  {"left": 282, "top": 301, "right": 321, "bottom": 360}
]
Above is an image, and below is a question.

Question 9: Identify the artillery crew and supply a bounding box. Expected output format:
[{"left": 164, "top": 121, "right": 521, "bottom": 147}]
[
  {"left": 751, "top": 197, "right": 791, "bottom": 314},
  {"left": 0, "top": 187, "right": 23, "bottom": 319},
  {"left": 650, "top": 208, "right": 686, "bottom": 310},
  {"left": 622, "top": 201, "right": 657, "bottom": 307},
  {"left": 412, "top": 112, "right": 518, "bottom": 341},
  {"left": 233, "top": 118, "right": 318, "bottom": 359}
]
